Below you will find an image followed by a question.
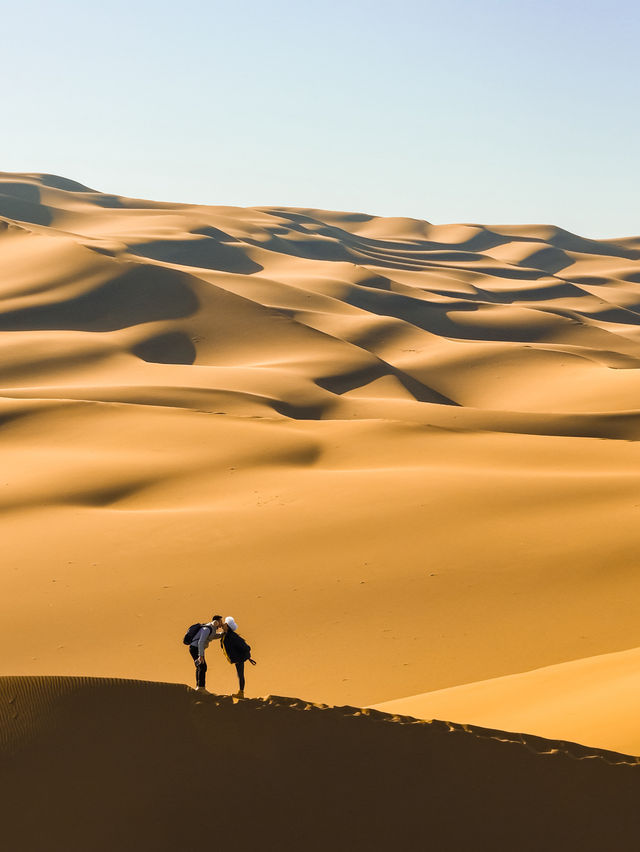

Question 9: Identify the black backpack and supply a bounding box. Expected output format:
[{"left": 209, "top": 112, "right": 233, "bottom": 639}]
[
  {"left": 227, "top": 631, "right": 256, "bottom": 664},
  {"left": 235, "top": 634, "right": 252, "bottom": 660},
  {"left": 183, "top": 623, "right": 211, "bottom": 645}
]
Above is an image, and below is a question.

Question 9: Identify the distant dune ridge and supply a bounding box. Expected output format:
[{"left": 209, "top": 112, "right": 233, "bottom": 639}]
[
  {"left": 0, "top": 676, "right": 638, "bottom": 852},
  {"left": 2, "top": 172, "right": 640, "bottom": 760}
]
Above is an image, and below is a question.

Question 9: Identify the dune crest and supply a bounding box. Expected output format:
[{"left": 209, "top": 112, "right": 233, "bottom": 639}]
[{"left": 2, "top": 172, "right": 640, "bottom": 428}]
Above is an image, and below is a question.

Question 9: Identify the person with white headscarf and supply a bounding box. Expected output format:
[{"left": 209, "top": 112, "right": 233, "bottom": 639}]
[{"left": 212, "top": 615, "right": 256, "bottom": 698}]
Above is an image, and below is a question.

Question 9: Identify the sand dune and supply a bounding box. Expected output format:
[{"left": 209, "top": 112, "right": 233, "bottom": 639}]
[
  {"left": 374, "top": 645, "right": 640, "bottom": 755},
  {"left": 1, "top": 676, "right": 638, "bottom": 852},
  {"left": 2, "top": 172, "right": 640, "bottom": 754}
]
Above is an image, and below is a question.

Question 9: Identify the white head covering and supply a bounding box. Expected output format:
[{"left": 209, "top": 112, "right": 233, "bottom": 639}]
[{"left": 225, "top": 616, "right": 238, "bottom": 631}]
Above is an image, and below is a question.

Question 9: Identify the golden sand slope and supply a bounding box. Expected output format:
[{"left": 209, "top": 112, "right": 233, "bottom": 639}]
[
  {"left": 1, "top": 173, "right": 640, "bottom": 750},
  {"left": 374, "top": 645, "right": 640, "bottom": 755},
  {"left": 1, "top": 677, "right": 638, "bottom": 852}
]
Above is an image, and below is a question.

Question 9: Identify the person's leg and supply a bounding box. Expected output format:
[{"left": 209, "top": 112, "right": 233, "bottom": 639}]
[
  {"left": 189, "top": 645, "right": 199, "bottom": 687},
  {"left": 199, "top": 658, "right": 207, "bottom": 688},
  {"left": 189, "top": 645, "right": 206, "bottom": 688},
  {"left": 235, "top": 661, "right": 245, "bottom": 692}
]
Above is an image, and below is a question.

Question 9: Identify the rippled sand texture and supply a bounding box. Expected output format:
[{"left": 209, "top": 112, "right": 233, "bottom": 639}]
[{"left": 1, "top": 173, "right": 640, "bottom": 751}]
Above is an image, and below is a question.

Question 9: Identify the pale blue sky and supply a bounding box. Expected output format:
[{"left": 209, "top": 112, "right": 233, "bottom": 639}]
[{"left": 3, "top": 0, "right": 638, "bottom": 237}]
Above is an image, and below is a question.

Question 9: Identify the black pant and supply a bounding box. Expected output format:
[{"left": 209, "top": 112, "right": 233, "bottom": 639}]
[
  {"left": 189, "top": 645, "right": 207, "bottom": 688},
  {"left": 235, "top": 661, "right": 245, "bottom": 691}
]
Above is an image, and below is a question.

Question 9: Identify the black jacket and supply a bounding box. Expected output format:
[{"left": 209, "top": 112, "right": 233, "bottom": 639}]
[{"left": 221, "top": 628, "right": 251, "bottom": 664}]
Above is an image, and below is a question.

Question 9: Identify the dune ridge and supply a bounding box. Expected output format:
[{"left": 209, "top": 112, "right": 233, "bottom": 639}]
[
  {"left": 373, "top": 645, "right": 640, "bottom": 755},
  {"left": 1, "top": 676, "right": 638, "bottom": 851},
  {"left": 3, "top": 171, "right": 640, "bottom": 433},
  {"left": 2, "top": 172, "right": 640, "bottom": 752}
]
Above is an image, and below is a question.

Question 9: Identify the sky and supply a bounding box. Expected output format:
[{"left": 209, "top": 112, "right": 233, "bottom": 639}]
[{"left": 2, "top": 0, "right": 638, "bottom": 237}]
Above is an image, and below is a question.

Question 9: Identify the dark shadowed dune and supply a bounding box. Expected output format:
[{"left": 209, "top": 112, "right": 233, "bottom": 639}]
[
  {"left": 0, "top": 185, "right": 53, "bottom": 226},
  {"left": 34, "top": 174, "right": 96, "bottom": 193},
  {"left": 127, "top": 237, "right": 264, "bottom": 273},
  {"left": 0, "top": 677, "right": 638, "bottom": 852},
  {"left": 131, "top": 330, "right": 197, "bottom": 365},
  {"left": 0, "top": 265, "right": 200, "bottom": 332}
]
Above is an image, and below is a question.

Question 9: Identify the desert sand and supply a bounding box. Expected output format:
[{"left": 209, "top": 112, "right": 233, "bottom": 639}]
[
  {"left": 374, "top": 645, "right": 640, "bottom": 755},
  {"left": 1, "top": 172, "right": 640, "bottom": 761},
  {"left": 1, "top": 676, "right": 638, "bottom": 851}
]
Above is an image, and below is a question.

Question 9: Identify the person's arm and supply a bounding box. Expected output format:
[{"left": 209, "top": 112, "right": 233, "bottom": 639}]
[
  {"left": 197, "top": 626, "right": 223, "bottom": 660},
  {"left": 197, "top": 626, "right": 212, "bottom": 658}
]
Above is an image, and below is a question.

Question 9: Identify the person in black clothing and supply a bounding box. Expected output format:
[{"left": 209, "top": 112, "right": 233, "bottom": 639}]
[
  {"left": 188, "top": 618, "right": 222, "bottom": 691},
  {"left": 213, "top": 616, "right": 255, "bottom": 697}
]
